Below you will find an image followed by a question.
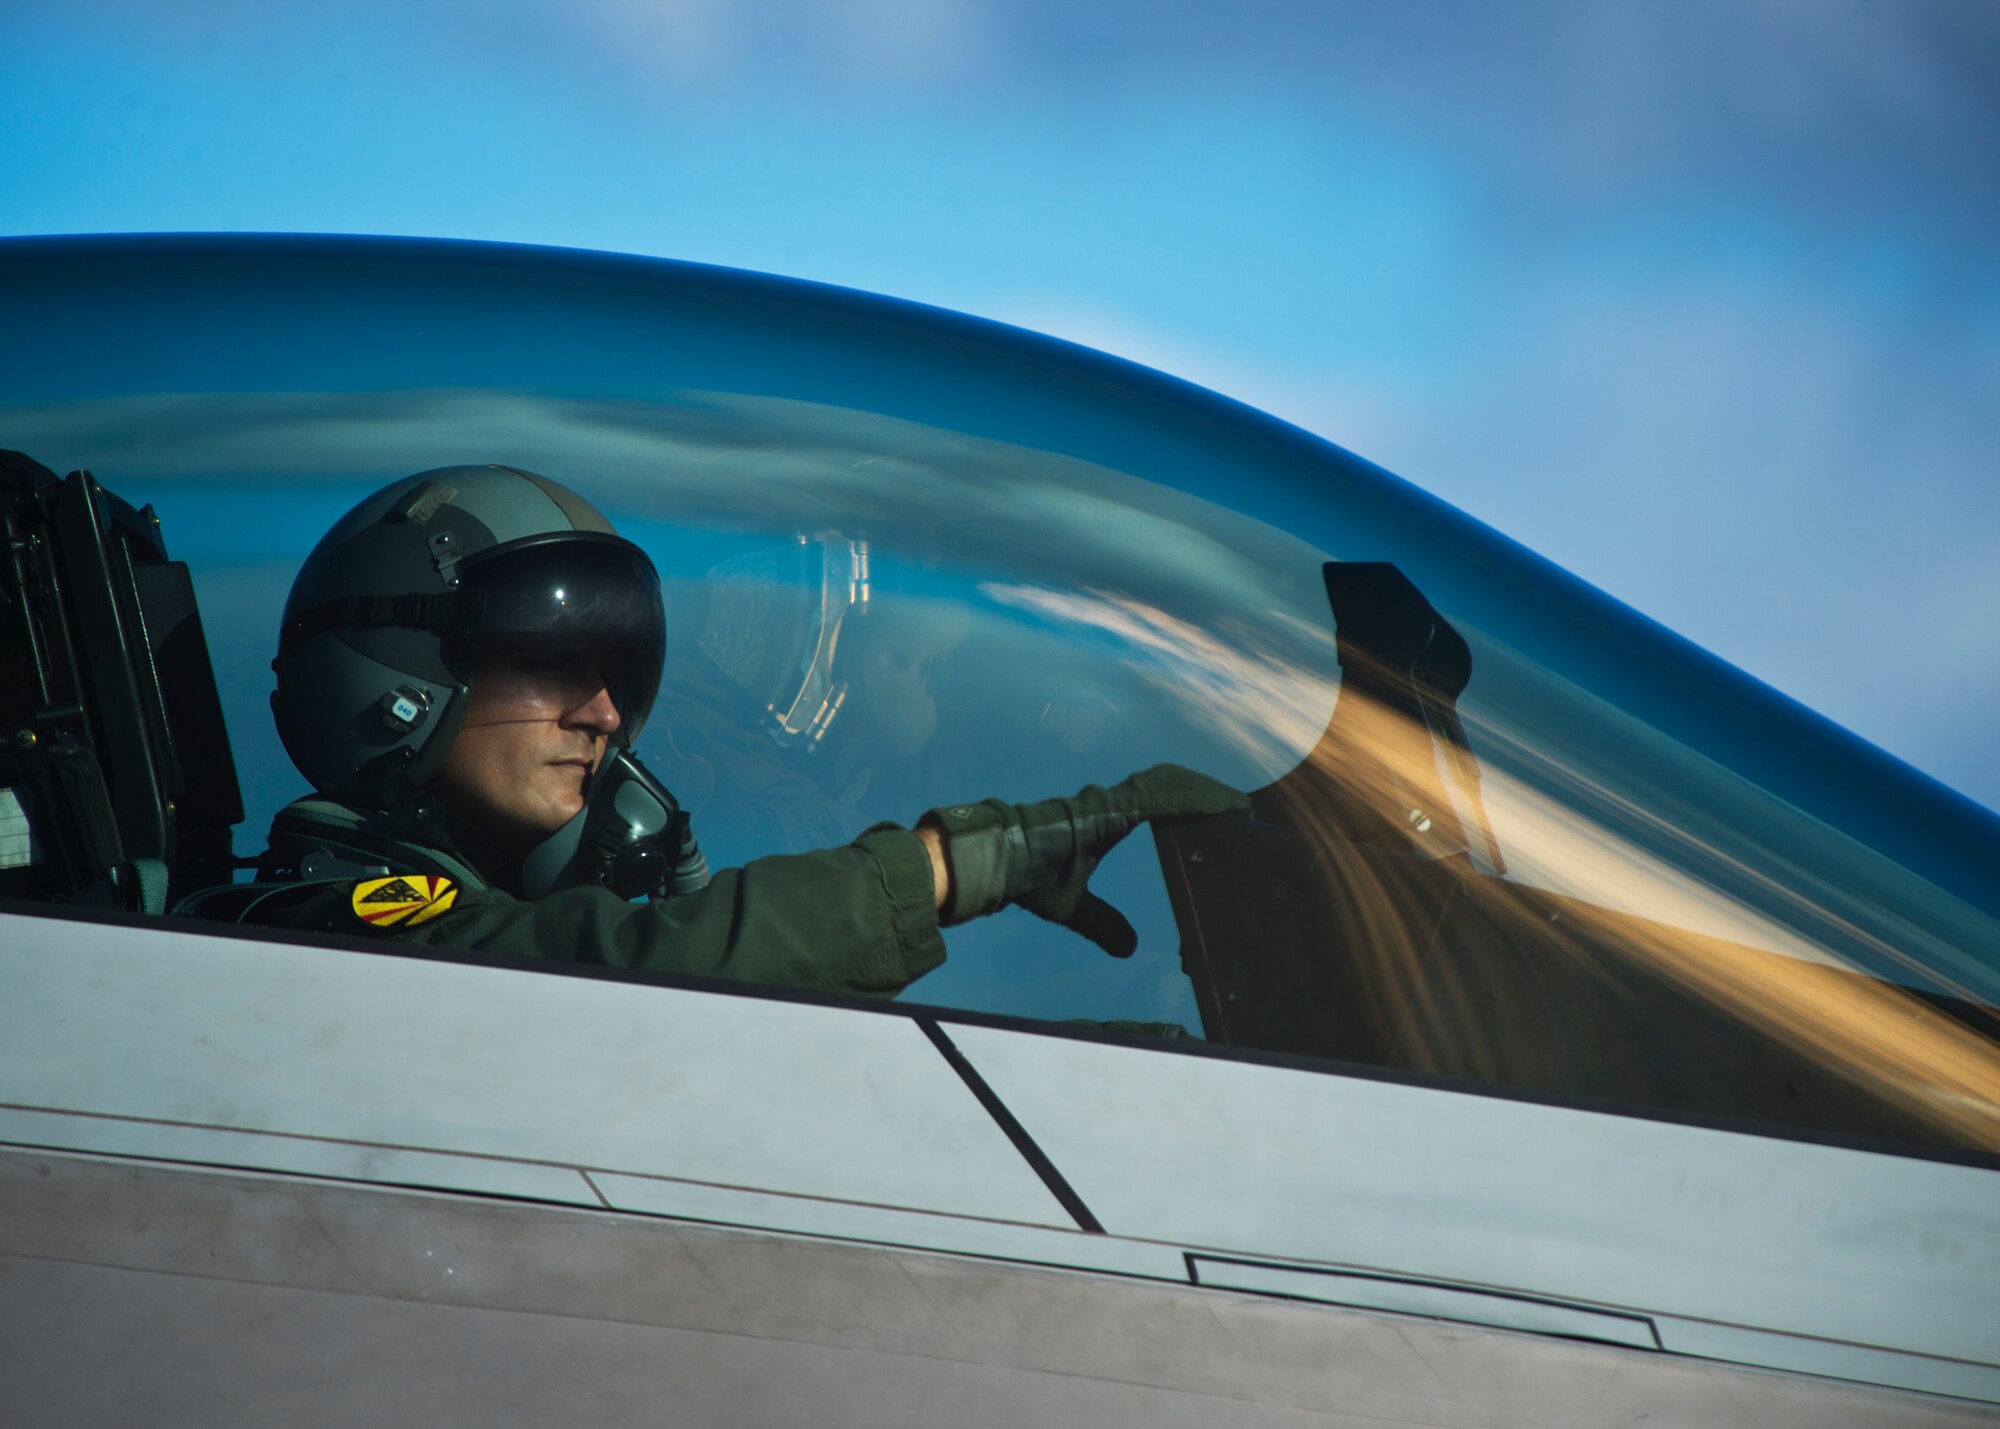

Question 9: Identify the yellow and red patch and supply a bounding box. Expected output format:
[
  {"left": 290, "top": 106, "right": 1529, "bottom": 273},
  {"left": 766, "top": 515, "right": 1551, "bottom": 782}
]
[{"left": 349, "top": 874, "right": 458, "bottom": 930}]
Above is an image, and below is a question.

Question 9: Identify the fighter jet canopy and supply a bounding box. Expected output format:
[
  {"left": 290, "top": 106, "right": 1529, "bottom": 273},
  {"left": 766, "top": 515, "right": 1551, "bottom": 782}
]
[{"left": 3, "top": 234, "right": 1994, "bottom": 1157}]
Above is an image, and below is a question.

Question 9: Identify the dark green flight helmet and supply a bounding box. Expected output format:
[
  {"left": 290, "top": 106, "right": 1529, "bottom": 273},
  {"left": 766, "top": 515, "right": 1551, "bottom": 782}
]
[{"left": 272, "top": 466, "right": 664, "bottom": 801}]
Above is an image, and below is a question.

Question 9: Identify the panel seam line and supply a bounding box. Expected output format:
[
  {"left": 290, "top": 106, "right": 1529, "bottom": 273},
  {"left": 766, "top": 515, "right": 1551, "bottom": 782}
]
[{"left": 918, "top": 1018, "right": 1104, "bottom": 1234}]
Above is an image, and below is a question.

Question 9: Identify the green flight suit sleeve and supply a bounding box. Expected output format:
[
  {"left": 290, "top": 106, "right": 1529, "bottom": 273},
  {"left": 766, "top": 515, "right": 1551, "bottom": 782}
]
[{"left": 267, "top": 825, "right": 946, "bottom": 998}]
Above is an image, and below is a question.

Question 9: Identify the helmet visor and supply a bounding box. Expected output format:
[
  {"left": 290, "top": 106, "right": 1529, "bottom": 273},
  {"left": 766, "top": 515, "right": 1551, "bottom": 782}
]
[{"left": 459, "top": 534, "right": 665, "bottom": 740}]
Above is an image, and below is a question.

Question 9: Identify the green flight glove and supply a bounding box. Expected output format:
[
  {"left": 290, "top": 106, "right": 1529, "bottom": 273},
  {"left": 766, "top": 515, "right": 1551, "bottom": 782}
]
[{"left": 923, "top": 764, "right": 1251, "bottom": 957}]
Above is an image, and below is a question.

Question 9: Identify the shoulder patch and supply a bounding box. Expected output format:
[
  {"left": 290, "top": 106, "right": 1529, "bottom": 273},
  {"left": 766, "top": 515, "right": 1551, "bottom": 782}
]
[{"left": 350, "top": 874, "right": 459, "bottom": 929}]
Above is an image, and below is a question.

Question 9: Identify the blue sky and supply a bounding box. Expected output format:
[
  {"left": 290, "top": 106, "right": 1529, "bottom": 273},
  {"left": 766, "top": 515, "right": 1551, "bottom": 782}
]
[{"left": 6, "top": 0, "right": 1998, "bottom": 809}]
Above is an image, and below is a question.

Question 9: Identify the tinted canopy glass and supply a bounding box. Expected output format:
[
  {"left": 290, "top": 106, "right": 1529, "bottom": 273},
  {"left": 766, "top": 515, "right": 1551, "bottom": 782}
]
[{"left": 3, "top": 235, "right": 1994, "bottom": 1157}]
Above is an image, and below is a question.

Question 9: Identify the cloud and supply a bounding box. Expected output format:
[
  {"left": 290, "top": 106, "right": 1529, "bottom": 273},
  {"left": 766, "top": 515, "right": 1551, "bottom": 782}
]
[
  {"left": 441, "top": 0, "right": 993, "bottom": 93},
  {"left": 980, "top": 583, "right": 1340, "bottom": 778},
  {"left": 986, "top": 297, "right": 1424, "bottom": 475},
  {"left": 952, "top": 2, "right": 1999, "bottom": 219},
  {"left": 0, "top": 383, "right": 1335, "bottom": 643},
  {"left": 993, "top": 236, "right": 2000, "bottom": 813},
  {"left": 1376, "top": 265, "right": 1999, "bottom": 795}
]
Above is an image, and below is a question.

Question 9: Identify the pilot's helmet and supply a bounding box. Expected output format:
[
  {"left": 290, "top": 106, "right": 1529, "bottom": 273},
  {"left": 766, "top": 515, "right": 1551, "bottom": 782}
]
[{"left": 272, "top": 465, "right": 664, "bottom": 801}]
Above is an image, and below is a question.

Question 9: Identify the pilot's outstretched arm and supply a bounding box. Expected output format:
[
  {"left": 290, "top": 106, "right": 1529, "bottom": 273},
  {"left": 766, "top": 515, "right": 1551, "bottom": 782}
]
[
  {"left": 294, "top": 827, "right": 946, "bottom": 997},
  {"left": 278, "top": 765, "right": 1246, "bottom": 998}
]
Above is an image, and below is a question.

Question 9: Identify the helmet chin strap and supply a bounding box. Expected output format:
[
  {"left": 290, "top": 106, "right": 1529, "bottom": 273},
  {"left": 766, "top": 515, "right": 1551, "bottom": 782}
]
[
  {"left": 351, "top": 750, "right": 450, "bottom": 842},
  {"left": 517, "top": 804, "right": 587, "bottom": 900}
]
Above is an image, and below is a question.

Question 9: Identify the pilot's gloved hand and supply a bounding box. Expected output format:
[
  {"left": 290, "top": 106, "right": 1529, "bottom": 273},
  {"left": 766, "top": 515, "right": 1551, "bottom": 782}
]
[{"left": 923, "top": 764, "right": 1250, "bottom": 957}]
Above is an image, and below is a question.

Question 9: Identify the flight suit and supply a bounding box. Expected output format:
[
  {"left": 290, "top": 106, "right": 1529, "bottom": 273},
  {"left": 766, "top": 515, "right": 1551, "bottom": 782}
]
[{"left": 220, "top": 795, "right": 946, "bottom": 998}]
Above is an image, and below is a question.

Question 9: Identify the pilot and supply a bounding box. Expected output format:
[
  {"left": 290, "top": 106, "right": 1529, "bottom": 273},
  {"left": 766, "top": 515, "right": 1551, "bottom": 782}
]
[{"left": 215, "top": 465, "right": 1245, "bottom": 997}]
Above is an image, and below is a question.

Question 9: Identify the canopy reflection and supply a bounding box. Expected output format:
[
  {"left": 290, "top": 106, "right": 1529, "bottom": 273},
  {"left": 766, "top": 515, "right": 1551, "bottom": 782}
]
[{"left": 3, "top": 235, "right": 1992, "bottom": 1159}]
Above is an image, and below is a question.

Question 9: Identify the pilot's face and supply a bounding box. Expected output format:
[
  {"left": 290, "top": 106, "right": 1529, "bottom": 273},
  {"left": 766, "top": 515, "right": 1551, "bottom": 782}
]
[{"left": 430, "top": 647, "right": 622, "bottom": 857}]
